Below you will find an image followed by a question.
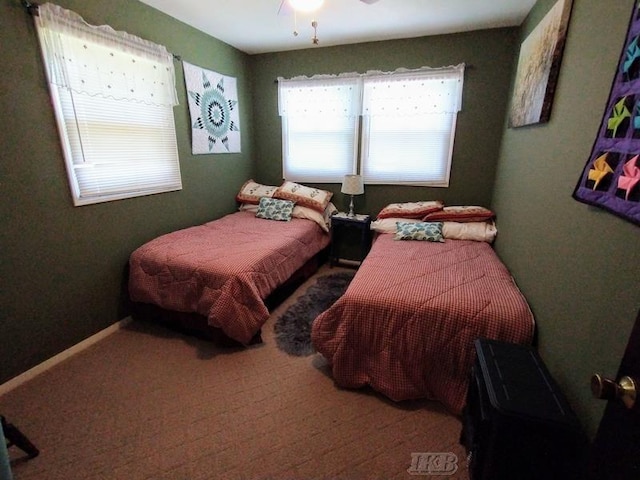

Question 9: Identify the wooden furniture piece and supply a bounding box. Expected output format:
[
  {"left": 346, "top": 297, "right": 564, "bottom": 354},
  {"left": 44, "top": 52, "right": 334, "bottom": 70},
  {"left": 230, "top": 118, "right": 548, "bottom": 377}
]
[
  {"left": 460, "top": 338, "right": 587, "bottom": 480},
  {"left": 329, "top": 212, "right": 371, "bottom": 267}
]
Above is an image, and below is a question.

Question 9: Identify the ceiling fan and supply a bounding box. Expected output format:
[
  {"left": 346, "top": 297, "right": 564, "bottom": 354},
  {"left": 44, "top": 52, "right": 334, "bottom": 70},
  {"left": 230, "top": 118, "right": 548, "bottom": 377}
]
[
  {"left": 277, "top": 0, "right": 381, "bottom": 44},
  {"left": 278, "top": 0, "right": 380, "bottom": 16}
]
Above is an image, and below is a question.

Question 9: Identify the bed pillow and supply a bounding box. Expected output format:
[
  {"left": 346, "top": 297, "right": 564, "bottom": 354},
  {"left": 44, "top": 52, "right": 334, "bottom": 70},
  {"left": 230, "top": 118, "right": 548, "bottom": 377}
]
[
  {"left": 273, "top": 181, "right": 333, "bottom": 213},
  {"left": 442, "top": 221, "right": 498, "bottom": 243},
  {"left": 377, "top": 201, "right": 444, "bottom": 219},
  {"left": 255, "top": 197, "right": 295, "bottom": 221},
  {"left": 371, "top": 217, "right": 420, "bottom": 234},
  {"left": 422, "top": 206, "right": 495, "bottom": 223},
  {"left": 394, "top": 221, "right": 445, "bottom": 242},
  {"left": 238, "top": 203, "right": 259, "bottom": 213},
  {"left": 236, "top": 179, "right": 278, "bottom": 205},
  {"left": 292, "top": 202, "right": 338, "bottom": 232}
]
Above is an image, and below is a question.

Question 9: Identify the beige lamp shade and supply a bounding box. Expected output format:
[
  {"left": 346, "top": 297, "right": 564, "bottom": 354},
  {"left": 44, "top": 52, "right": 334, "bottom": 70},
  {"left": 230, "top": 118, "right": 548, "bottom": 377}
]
[{"left": 341, "top": 175, "right": 364, "bottom": 195}]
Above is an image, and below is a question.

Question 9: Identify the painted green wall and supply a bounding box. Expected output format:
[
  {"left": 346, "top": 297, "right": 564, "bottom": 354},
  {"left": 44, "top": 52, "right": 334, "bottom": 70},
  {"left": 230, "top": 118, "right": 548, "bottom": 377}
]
[
  {"left": 2, "top": 0, "right": 636, "bottom": 440},
  {"left": 0, "top": 0, "right": 253, "bottom": 383},
  {"left": 250, "top": 29, "right": 519, "bottom": 215},
  {"left": 493, "top": 0, "right": 640, "bottom": 437}
]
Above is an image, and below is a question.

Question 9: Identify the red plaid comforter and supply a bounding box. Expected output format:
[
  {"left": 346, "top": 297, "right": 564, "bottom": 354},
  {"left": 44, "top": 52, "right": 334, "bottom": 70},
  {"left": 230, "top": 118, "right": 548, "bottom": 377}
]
[
  {"left": 129, "top": 211, "right": 329, "bottom": 344},
  {"left": 311, "top": 233, "right": 534, "bottom": 414}
]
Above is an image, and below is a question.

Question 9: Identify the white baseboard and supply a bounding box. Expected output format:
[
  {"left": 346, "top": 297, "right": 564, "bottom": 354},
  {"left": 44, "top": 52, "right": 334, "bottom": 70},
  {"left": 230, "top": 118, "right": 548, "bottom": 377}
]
[{"left": 0, "top": 317, "right": 133, "bottom": 397}]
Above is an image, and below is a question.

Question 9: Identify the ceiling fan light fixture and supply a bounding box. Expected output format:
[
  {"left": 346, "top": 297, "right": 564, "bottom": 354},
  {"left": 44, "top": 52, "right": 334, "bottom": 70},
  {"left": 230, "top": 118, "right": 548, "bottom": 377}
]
[{"left": 288, "top": 0, "right": 324, "bottom": 13}]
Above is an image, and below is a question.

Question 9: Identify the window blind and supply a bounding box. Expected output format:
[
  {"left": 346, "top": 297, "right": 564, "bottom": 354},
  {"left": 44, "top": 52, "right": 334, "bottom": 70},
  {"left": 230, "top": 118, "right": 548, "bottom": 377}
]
[{"left": 34, "top": 3, "right": 181, "bottom": 206}]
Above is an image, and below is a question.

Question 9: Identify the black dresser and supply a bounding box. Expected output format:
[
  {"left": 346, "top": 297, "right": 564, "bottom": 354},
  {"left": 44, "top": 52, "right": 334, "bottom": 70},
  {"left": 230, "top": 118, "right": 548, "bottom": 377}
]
[{"left": 460, "top": 338, "right": 588, "bottom": 480}]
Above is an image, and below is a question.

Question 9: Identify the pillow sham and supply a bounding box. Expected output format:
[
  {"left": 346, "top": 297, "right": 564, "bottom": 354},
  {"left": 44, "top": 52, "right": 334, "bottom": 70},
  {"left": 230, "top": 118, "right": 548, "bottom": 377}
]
[
  {"left": 442, "top": 221, "right": 498, "bottom": 243},
  {"left": 255, "top": 197, "right": 295, "bottom": 222},
  {"left": 371, "top": 217, "right": 420, "bottom": 234},
  {"left": 423, "top": 205, "right": 495, "bottom": 223},
  {"left": 236, "top": 179, "right": 278, "bottom": 205},
  {"left": 273, "top": 181, "right": 333, "bottom": 213},
  {"left": 377, "top": 200, "right": 444, "bottom": 219},
  {"left": 394, "top": 221, "right": 445, "bottom": 242}
]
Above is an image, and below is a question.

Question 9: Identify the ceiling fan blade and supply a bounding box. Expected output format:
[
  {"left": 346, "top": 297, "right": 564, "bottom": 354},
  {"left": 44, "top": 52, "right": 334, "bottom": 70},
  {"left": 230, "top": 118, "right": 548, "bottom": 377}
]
[{"left": 278, "top": 0, "right": 293, "bottom": 15}]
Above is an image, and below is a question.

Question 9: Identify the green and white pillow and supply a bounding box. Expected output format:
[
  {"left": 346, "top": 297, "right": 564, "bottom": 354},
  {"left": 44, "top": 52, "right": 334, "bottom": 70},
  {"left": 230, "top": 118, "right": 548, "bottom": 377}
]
[
  {"left": 256, "top": 197, "right": 295, "bottom": 221},
  {"left": 394, "top": 221, "right": 445, "bottom": 242}
]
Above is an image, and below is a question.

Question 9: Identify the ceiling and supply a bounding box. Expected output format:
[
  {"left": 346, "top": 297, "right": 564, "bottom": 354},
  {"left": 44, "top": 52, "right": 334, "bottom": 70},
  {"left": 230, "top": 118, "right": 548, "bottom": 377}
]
[{"left": 138, "top": 0, "right": 537, "bottom": 55}]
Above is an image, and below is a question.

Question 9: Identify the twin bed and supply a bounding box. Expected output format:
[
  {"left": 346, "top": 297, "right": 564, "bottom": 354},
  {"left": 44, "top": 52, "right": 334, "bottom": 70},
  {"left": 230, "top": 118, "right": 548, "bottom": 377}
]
[
  {"left": 311, "top": 230, "right": 534, "bottom": 414},
  {"left": 128, "top": 187, "right": 534, "bottom": 414}
]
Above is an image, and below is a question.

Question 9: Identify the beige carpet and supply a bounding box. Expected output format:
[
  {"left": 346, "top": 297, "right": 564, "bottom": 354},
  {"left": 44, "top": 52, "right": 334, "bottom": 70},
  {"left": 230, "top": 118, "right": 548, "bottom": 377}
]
[{"left": 0, "top": 265, "right": 470, "bottom": 480}]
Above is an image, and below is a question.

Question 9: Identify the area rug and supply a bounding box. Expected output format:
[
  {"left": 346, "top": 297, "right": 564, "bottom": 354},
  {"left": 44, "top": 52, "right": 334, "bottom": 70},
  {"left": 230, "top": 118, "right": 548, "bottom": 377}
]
[{"left": 274, "top": 271, "right": 355, "bottom": 356}]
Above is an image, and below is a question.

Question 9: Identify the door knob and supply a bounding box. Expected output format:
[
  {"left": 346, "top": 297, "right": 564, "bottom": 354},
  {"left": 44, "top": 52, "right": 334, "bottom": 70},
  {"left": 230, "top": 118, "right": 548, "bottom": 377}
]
[{"left": 591, "top": 373, "right": 637, "bottom": 409}]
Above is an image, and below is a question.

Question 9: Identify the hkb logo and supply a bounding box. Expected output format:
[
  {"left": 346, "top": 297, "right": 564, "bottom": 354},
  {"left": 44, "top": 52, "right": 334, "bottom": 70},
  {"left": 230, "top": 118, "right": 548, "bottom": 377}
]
[{"left": 407, "top": 452, "right": 459, "bottom": 476}]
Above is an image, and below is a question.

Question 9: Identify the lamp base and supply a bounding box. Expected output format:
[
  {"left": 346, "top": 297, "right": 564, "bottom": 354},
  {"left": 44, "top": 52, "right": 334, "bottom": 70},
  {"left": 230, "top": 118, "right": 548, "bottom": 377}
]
[{"left": 347, "top": 195, "right": 356, "bottom": 217}]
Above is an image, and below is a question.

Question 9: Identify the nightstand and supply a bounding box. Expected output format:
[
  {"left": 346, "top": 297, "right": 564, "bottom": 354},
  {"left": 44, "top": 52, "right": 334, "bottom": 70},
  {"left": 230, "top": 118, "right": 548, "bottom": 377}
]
[{"left": 329, "top": 212, "right": 372, "bottom": 267}]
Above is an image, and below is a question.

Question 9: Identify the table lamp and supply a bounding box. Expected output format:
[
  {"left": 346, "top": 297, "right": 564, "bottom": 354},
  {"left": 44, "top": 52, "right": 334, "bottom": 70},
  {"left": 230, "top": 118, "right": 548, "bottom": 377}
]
[{"left": 341, "top": 174, "right": 364, "bottom": 217}]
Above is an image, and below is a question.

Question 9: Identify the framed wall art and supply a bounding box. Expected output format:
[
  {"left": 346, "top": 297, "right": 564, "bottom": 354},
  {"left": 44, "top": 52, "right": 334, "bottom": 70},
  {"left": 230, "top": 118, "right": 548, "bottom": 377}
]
[{"left": 509, "top": 0, "right": 573, "bottom": 128}]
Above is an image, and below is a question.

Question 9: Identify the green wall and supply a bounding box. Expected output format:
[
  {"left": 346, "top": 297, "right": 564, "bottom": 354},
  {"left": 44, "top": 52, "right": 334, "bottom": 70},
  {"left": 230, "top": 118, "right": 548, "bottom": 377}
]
[
  {"left": 2, "top": 0, "right": 636, "bottom": 439},
  {"left": 493, "top": 0, "right": 640, "bottom": 436},
  {"left": 0, "top": 0, "right": 253, "bottom": 383},
  {"left": 250, "top": 28, "right": 519, "bottom": 215}
]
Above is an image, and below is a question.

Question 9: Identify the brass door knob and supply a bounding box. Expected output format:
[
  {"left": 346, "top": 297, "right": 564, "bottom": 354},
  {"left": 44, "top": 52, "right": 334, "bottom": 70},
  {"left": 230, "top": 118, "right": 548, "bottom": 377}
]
[{"left": 591, "top": 373, "right": 637, "bottom": 409}]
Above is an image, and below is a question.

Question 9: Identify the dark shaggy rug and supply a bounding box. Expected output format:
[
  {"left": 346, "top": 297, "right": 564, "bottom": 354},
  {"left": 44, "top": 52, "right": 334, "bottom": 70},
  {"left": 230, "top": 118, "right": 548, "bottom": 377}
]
[{"left": 274, "top": 271, "right": 355, "bottom": 356}]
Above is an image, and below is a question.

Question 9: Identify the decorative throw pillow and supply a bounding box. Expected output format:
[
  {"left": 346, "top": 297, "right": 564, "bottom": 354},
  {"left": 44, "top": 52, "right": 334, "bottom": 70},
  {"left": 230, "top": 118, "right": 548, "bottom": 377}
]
[
  {"left": 423, "top": 206, "right": 495, "bottom": 223},
  {"left": 255, "top": 197, "right": 295, "bottom": 221},
  {"left": 273, "top": 181, "right": 333, "bottom": 213},
  {"left": 236, "top": 179, "right": 278, "bottom": 205},
  {"left": 394, "top": 221, "right": 445, "bottom": 242},
  {"left": 377, "top": 201, "right": 444, "bottom": 219}
]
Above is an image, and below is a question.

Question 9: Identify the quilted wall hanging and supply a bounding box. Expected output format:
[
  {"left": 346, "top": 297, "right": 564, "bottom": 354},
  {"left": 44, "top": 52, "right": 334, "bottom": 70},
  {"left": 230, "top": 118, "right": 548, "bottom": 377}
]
[
  {"left": 183, "top": 61, "right": 241, "bottom": 154},
  {"left": 573, "top": 2, "right": 640, "bottom": 226}
]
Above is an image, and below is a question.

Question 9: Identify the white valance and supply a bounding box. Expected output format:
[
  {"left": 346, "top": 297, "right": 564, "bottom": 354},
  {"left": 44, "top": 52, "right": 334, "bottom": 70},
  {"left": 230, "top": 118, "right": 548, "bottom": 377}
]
[
  {"left": 362, "top": 64, "right": 465, "bottom": 116},
  {"left": 277, "top": 74, "right": 362, "bottom": 117},
  {"left": 278, "top": 64, "right": 464, "bottom": 118},
  {"left": 35, "top": 3, "right": 178, "bottom": 106}
]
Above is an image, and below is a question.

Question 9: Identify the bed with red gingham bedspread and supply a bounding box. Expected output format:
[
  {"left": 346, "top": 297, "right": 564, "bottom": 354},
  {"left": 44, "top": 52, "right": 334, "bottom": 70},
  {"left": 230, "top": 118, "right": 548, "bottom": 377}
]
[
  {"left": 129, "top": 211, "right": 329, "bottom": 345},
  {"left": 311, "top": 233, "right": 534, "bottom": 414}
]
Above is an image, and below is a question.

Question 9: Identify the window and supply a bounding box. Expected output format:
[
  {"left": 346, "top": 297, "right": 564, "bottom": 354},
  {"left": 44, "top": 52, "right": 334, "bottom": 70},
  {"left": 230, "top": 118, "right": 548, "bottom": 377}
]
[
  {"left": 34, "top": 3, "right": 181, "bottom": 206},
  {"left": 278, "top": 76, "right": 361, "bottom": 183},
  {"left": 278, "top": 65, "right": 465, "bottom": 186}
]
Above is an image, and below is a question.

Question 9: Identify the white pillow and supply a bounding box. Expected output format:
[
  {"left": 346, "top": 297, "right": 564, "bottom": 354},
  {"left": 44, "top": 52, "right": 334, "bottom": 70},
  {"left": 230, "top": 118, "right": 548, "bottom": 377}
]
[
  {"left": 292, "top": 202, "right": 337, "bottom": 232},
  {"left": 370, "top": 217, "right": 497, "bottom": 243},
  {"left": 370, "top": 217, "right": 420, "bottom": 234},
  {"left": 441, "top": 221, "right": 497, "bottom": 243},
  {"left": 239, "top": 202, "right": 337, "bottom": 232}
]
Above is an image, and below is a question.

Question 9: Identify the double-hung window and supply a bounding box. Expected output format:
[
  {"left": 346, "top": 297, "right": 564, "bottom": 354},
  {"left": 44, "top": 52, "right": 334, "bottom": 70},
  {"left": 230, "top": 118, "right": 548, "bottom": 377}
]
[
  {"left": 34, "top": 3, "right": 181, "bottom": 206},
  {"left": 278, "top": 75, "right": 361, "bottom": 183},
  {"left": 278, "top": 65, "right": 464, "bottom": 186}
]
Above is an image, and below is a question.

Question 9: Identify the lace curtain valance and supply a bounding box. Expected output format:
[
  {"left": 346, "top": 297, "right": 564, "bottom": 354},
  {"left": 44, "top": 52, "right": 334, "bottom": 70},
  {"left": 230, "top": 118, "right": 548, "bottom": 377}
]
[
  {"left": 35, "top": 3, "right": 178, "bottom": 106},
  {"left": 277, "top": 64, "right": 465, "bottom": 118}
]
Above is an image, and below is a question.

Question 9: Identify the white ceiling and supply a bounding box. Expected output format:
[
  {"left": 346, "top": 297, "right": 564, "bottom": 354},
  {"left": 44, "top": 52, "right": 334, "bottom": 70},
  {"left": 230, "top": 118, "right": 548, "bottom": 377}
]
[{"left": 138, "top": 0, "right": 537, "bottom": 55}]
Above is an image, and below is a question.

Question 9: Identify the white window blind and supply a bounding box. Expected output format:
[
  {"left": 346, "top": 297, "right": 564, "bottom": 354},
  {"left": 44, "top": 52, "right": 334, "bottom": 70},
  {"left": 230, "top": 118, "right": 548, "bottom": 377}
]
[
  {"left": 277, "top": 65, "right": 464, "bottom": 187},
  {"left": 361, "top": 66, "right": 464, "bottom": 186},
  {"left": 34, "top": 3, "right": 181, "bottom": 206},
  {"left": 278, "top": 75, "right": 361, "bottom": 183}
]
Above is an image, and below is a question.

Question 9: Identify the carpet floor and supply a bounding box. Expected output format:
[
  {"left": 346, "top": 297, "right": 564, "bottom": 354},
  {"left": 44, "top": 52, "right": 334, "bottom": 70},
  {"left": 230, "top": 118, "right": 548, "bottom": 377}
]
[{"left": 0, "top": 264, "right": 469, "bottom": 480}]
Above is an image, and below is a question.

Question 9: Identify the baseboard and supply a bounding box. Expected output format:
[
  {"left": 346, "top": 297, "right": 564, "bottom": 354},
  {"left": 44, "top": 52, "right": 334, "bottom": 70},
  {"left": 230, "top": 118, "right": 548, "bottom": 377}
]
[{"left": 0, "top": 317, "right": 133, "bottom": 397}]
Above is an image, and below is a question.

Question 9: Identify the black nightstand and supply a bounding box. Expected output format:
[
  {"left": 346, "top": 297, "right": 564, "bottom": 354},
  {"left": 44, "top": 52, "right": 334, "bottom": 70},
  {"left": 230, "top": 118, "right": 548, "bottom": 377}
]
[{"left": 329, "top": 212, "right": 372, "bottom": 267}]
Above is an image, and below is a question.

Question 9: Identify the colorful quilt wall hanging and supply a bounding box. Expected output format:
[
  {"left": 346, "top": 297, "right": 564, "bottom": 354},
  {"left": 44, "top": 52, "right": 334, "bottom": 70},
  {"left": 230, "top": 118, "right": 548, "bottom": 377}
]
[
  {"left": 573, "top": 3, "right": 640, "bottom": 226},
  {"left": 183, "top": 61, "right": 241, "bottom": 154}
]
